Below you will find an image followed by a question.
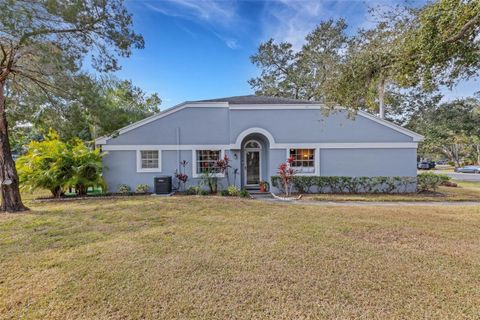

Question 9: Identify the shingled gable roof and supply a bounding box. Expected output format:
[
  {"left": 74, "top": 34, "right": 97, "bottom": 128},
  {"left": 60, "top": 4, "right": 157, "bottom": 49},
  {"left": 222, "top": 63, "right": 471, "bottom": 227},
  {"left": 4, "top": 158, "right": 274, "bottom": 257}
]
[{"left": 189, "top": 95, "right": 320, "bottom": 105}]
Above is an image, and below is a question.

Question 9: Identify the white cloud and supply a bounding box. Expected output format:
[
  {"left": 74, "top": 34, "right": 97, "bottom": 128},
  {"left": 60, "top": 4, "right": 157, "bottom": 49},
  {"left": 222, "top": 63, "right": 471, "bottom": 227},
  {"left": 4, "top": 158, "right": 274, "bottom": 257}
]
[
  {"left": 143, "top": 0, "right": 416, "bottom": 51},
  {"left": 144, "top": 0, "right": 241, "bottom": 49},
  {"left": 262, "top": 0, "right": 327, "bottom": 49},
  {"left": 146, "top": 0, "right": 237, "bottom": 23},
  {"left": 259, "top": 0, "right": 410, "bottom": 50}
]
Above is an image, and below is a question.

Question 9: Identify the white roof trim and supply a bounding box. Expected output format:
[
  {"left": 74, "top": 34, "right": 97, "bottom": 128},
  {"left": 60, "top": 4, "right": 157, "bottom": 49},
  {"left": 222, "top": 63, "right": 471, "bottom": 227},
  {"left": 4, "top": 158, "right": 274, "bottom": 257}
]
[
  {"left": 101, "top": 142, "right": 418, "bottom": 151},
  {"left": 230, "top": 104, "right": 323, "bottom": 110},
  {"left": 95, "top": 101, "right": 424, "bottom": 145}
]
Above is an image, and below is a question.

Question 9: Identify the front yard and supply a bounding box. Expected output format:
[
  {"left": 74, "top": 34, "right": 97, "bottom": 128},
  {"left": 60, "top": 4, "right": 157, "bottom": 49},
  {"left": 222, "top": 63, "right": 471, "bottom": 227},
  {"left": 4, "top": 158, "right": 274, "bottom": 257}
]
[{"left": 1, "top": 196, "right": 480, "bottom": 319}]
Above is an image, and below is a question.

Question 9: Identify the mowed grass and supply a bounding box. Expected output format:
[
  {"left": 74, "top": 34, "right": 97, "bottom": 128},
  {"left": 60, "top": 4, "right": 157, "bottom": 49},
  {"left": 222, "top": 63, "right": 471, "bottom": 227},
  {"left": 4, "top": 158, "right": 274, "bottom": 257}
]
[
  {"left": 307, "top": 180, "right": 480, "bottom": 202},
  {"left": 1, "top": 196, "right": 480, "bottom": 319}
]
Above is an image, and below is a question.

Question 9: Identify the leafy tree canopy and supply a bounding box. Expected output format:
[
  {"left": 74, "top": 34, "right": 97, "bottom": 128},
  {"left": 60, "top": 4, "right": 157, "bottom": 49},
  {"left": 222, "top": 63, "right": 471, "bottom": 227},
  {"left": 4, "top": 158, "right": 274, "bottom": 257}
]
[
  {"left": 406, "top": 98, "right": 480, "bottom": 165},
  {"left": 0, "top": 0, "right": 144, "bottom": 211},
  {"left": 249, "top": 19, "right": 348, "bottom": 102},
  {"left": 397, "top": 0, "right": 480, "bottom": 90},
  {"left": 249, "top": 0, "right": 480, "bottom": 118}
]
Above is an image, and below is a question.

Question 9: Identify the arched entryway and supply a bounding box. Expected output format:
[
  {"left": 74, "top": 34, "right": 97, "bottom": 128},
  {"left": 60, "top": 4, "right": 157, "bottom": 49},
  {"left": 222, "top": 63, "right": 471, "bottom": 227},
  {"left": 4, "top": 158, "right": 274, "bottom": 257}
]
[{"left": 243, "top": 140, "right": 262, "bottom": 186}]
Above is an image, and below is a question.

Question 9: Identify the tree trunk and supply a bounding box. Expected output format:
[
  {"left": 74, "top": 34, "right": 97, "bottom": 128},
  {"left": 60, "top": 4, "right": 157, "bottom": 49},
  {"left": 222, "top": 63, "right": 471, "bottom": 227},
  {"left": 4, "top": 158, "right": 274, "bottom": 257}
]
[
  {"left": 0, "top": 82, "right": 28, "bottom": 212},
  {"left": 476, "top": 144, "right": 480, "bottom": 165},
  {"left": 377, "top": 78, "right": 385, "bottom": 119}
]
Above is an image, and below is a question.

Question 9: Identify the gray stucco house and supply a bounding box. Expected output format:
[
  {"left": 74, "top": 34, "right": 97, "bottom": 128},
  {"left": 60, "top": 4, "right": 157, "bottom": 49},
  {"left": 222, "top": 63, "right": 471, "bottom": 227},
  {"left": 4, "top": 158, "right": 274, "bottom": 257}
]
[{"left": 95, "top": 95, "right": 423, "bottom": 192}]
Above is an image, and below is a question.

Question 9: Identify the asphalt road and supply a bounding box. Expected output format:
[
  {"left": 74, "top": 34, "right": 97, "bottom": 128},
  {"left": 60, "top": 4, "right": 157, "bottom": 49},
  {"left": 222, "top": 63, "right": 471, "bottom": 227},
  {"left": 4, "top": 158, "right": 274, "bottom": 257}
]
[{"left": 431, "top": 171, "right": 480, "bottom": 182}]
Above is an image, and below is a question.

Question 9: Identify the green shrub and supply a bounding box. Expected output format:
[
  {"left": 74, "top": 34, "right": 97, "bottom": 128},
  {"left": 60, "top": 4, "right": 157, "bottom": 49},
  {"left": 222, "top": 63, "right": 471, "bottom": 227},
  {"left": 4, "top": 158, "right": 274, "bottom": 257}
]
[
  {"left": 220, "top": 189, "right": 230, "bottom": 196},
  {"left": 199, "top": 189, "right": 209, "bottom": 196},
  {"left": 271, "top": 176, "right": 417, "bottom": 194},
  {"left": 398, "top": 176, "right": 417, "bottom": 192},
  {"left": 326, "top": 176, "right": 344, "bottom": 193},
  {"left": 291, "top": 176, "right": 315, "bottom": 193},
  {"left": 199, "top": 168, "right": 219, "bottom": 194},
  {"left": 239, "top": 188, "right": 250, "bottom": 198},
  {"left": 117, "top": 184, "right": 131, "bottom": 193},
  {"left": 417, "top": 172, "right": 449, "bottom": 192},
  {"left": 356, "top": 176, "right": 373, "bottom": 193},
  {"left": 227, "top": 185, "right": 240, "bottom": 196},
  {"left": 68, "top": 139, "right": 106, "bottom": 195},
  {"left": 135, "top": 184, "right": 149, "bottom": 193},
  {"left": 185, "top": 187, "right": 194, "bottom": 195},
  {"left": 17, "top": 130, "right": 106, "bottom": 197},
  {"left": 185, "top": 186, "right": 210, "bottom": 196},
  {"left": 438, "top": 174, "right": 451, "bottom": 185},
  {"left": 271, "top": 176, "right": 282, "bottom": 191},
  {"left": 314, "top": 176, "right": 329, "bottom": 193},
  {"left": 185, "top": 186, "right": 200, "bottom": 195}
]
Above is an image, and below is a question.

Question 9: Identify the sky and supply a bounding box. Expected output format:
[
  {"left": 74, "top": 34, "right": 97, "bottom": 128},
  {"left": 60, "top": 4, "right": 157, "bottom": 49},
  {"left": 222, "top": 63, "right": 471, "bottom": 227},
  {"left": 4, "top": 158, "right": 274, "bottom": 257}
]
[{"left": 109, "top": 0, "right": 479, "bottom": 110}]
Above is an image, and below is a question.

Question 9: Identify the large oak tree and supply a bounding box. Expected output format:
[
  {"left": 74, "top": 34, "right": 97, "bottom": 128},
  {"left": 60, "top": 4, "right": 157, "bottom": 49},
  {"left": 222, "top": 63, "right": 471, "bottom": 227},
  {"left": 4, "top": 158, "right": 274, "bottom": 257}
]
[
  {"left": 397, "top": 0, "right": 480, "bottom": 90},
  {"left": 250, "top": 1, "right": 480, "bottom": 118},
  {"left": 0, "top": 0, "right": 144, "bottom": 212},
  {"left": 249, "top": 19, "right": 348, "bottom": 102}
]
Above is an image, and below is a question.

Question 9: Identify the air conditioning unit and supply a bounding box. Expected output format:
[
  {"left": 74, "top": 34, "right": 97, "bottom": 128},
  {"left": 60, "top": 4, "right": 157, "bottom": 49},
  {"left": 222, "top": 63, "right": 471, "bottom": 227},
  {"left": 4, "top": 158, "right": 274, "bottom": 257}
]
[{"left": 154, "top": 176, "right": 172, "bottom": 195}]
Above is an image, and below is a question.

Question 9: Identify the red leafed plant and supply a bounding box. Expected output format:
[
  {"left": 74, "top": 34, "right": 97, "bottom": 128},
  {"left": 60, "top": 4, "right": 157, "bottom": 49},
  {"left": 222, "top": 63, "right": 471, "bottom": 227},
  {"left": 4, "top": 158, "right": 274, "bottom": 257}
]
[
  {"left": 215, "top": 154, "right": 232, "bottom": 185},
  {"left": 175, "top": 160, "right": 189, "bottom": 191},
  {"left": 278, "top": 156, "right": 296, "bottom": 196}
]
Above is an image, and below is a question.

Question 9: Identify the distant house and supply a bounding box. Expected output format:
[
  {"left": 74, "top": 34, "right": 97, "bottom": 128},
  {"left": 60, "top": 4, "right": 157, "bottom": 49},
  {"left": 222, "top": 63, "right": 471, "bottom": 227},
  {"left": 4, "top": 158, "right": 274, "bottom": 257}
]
[{"left": 95, "top": 95, "right": 423, "bottom": 192}]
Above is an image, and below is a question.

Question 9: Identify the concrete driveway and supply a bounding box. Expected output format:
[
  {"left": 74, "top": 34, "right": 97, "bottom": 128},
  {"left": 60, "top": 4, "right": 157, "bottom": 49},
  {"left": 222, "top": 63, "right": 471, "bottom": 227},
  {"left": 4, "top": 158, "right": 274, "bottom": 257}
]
[{"left": 431, "top": 170, "right": 480, "bottom": 182}]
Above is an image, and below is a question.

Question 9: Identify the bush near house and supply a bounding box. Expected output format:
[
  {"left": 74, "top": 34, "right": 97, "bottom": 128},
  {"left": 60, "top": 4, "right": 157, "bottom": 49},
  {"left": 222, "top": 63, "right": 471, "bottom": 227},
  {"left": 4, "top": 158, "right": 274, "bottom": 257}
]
[
  {"left": 117, "top": 184, "right": 131, "bottom": 194},
  {"left": 227, "top": 185, "right": 240, "bottom": 196},
  {"left": 135, "top": 184, "right": 150, "bottom": 194},
  {"left": 417, "top": 172, "right": 450, "bottom": 192},
  {"left": 272, "top": 174, "right": 451, "bottom": 194},
  {"left": 271, "top": 176, "right": 422, "bottom": 194},
  {"left": 185, "top": 186, "right": 209, "bottom": 196},
  {"left": 239, "top": 188, "right": 250, "bottom": 198},
  {"left": 16, "top": 130, "right": 106, "bottom": 197}
]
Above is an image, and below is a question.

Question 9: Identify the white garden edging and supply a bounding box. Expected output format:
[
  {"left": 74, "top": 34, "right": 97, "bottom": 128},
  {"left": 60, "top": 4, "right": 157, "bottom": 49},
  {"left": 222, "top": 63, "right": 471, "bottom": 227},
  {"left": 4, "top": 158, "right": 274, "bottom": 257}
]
[{"left": 270, "top": 193, "right": 303, "bottom": 201}]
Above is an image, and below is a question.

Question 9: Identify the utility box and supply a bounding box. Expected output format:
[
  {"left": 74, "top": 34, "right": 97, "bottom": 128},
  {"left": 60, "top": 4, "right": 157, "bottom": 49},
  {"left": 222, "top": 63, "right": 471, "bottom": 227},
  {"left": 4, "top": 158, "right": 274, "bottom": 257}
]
[{"left": 154, "top": 176, "right": 172, "bottom": 195}]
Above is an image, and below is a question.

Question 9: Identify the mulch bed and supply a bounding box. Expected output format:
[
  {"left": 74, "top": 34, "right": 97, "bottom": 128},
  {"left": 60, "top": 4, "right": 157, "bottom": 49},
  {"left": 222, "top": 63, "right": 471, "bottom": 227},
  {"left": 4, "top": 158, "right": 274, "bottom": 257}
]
[{"left": 34, "top": 192, "right": 154, "bottom": 202}]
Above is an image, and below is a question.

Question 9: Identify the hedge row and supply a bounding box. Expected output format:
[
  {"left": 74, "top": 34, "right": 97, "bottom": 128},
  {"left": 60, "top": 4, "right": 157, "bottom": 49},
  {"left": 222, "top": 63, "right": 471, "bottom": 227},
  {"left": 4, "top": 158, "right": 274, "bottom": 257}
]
[{"left": 271, "top": 173, "right": 449, "bottom": 194}]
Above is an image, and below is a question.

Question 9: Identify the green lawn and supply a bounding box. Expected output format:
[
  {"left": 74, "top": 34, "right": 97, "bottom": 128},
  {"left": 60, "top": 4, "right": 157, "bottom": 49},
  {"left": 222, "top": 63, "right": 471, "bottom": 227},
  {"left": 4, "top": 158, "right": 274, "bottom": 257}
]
[
  {"left": 306, "top": 180, "right": 480, "bottom": 202},
  {"left": 1, "top": 196, "right": 480, "bottom": 319}
]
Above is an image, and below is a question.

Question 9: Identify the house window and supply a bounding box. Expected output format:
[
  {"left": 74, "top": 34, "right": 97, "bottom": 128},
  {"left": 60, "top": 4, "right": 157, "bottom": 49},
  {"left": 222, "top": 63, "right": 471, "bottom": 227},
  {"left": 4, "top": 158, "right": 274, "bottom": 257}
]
[
  {"left": 137, "top": 150, "right": 161, "bottom": 172},
  {"left": 196, "top": 150, "right": 221, "bottom": 174},
  {"left": 289, "top": 148, "right": 315, "bottom": 173}
]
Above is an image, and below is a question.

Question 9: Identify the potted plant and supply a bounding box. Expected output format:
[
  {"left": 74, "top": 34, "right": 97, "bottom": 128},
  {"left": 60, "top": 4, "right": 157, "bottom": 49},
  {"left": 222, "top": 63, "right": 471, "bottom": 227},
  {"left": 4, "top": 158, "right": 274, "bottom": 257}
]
[{"left": 259, "top": 180, "right": 269, "bottom": 192}]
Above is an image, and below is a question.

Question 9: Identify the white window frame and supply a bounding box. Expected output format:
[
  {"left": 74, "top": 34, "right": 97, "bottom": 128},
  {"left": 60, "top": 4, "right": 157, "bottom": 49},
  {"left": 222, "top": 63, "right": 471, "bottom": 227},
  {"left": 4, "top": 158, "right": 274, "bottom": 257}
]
[
  {"left": 136, "top": 149, "right": 162, "bottom": 173},
  {"left": 192, "top": 149, "right": 226, "bottom": 178},
  {"left": 285, "top": 148, "right": 319, "bottom": 176}
]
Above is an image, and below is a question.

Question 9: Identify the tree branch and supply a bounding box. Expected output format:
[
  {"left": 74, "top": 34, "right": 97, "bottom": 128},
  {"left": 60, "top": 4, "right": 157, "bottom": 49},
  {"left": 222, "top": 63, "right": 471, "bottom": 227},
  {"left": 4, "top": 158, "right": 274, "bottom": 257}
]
[
  {"left": 11, "top": 69, "right": 65, "bottom": 95},
  {"left": 0, "top": 43, "right": 7, "bottom": 67},
  {"left": 18, "top": 15, "right": 107, "bottom": 46},
  {"left": 0, "top": 45, "right": 15, "bottom": 82},
  {"left": 445, "top": 12, "right": 480, "bottom": 44}
]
